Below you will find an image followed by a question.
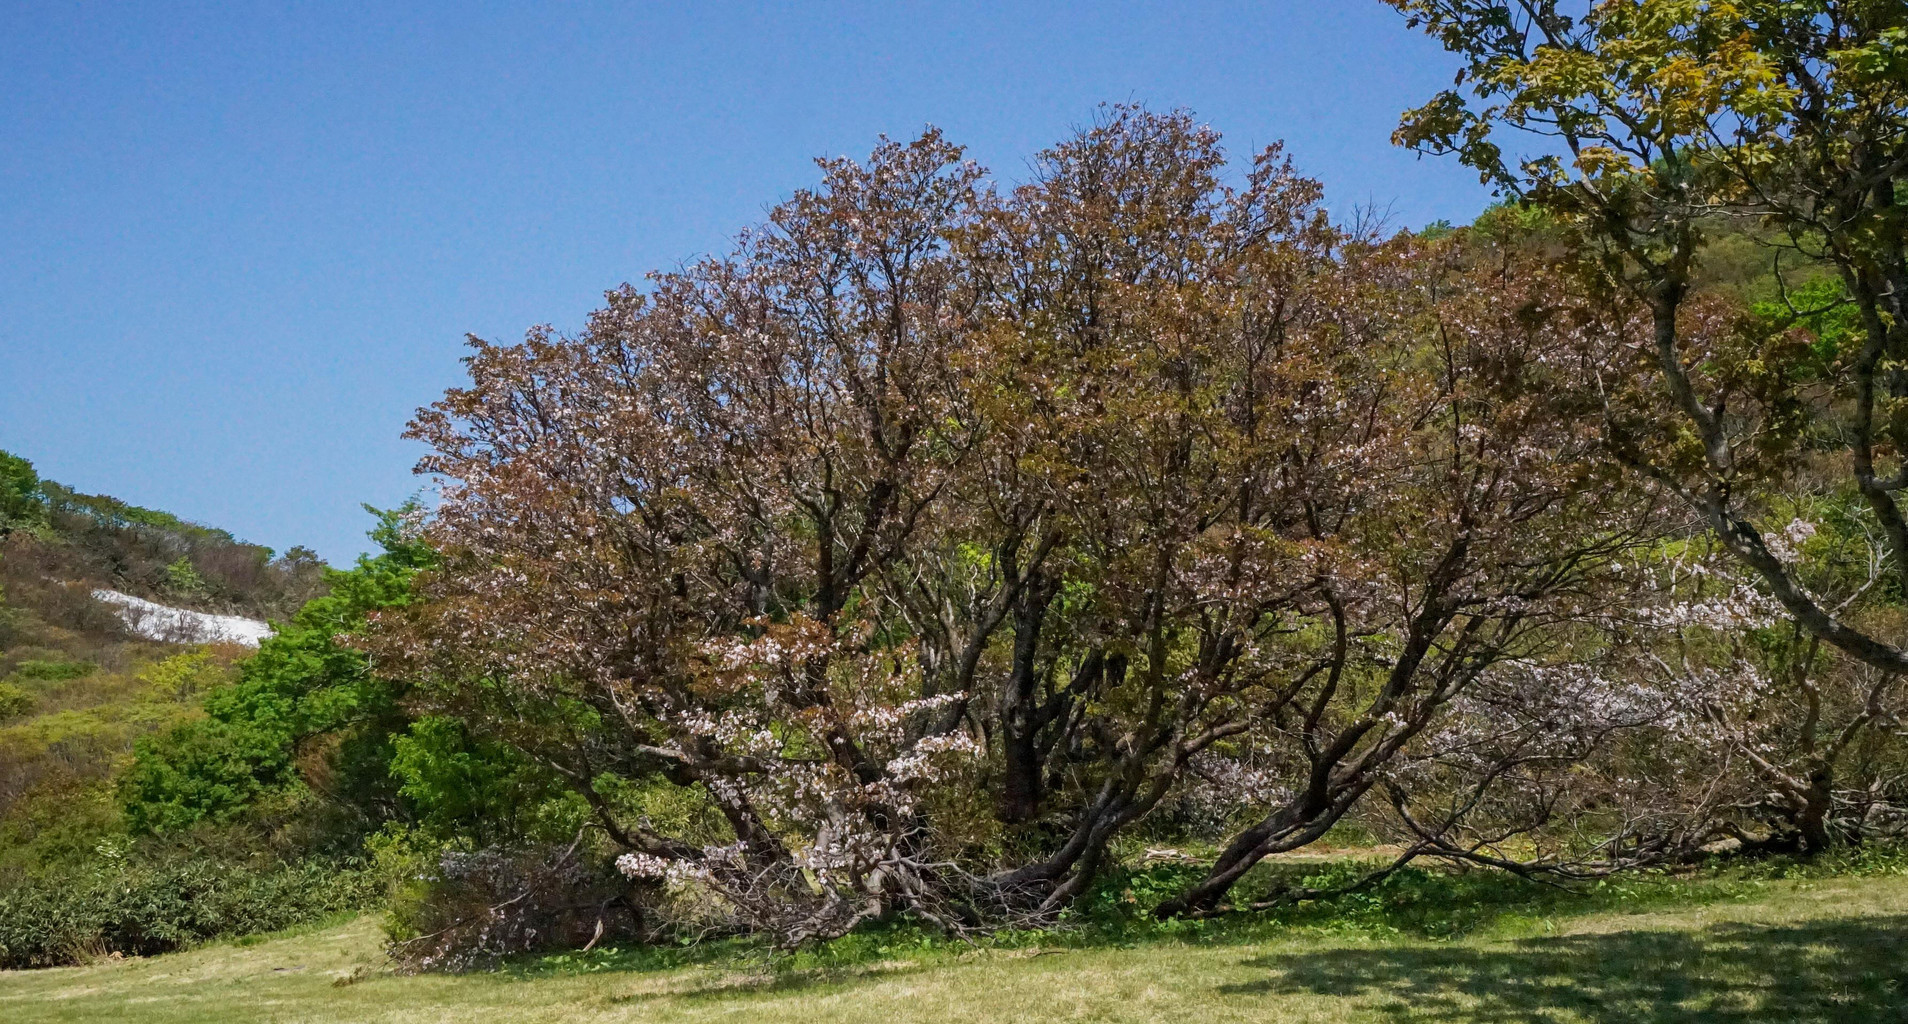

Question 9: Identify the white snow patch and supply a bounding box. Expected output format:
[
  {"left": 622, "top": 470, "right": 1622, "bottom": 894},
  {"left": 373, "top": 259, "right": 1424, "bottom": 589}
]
[{"left": 92, "top": 589, "right": 274, "bottom": 648}]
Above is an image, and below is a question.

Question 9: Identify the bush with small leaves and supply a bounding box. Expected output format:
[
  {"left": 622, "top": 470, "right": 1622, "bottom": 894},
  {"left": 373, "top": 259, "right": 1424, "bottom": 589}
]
[{"left": 0, "top": 682, "right": 33, "bottom": 720}]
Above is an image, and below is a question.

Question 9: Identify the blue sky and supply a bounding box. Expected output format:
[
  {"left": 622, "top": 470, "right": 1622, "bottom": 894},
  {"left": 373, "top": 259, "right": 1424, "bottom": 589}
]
[{"left": 1, "top": 1, "right": 1490, "bottom": 565}]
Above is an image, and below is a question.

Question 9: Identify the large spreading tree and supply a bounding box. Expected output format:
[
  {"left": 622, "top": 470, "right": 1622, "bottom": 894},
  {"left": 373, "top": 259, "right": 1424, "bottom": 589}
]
[{"left": 374, "top": 108, "right": 1665, "bottom": 934}]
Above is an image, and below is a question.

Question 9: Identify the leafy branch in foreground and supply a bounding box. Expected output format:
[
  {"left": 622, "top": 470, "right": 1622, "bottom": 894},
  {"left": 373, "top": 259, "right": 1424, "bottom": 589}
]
[{"left": 1387, "top": 0, "right": 1908, "bottom": 854}]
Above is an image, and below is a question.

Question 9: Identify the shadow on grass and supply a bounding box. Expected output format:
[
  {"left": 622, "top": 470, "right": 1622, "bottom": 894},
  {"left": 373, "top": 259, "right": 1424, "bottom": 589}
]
[
  {"left": 1225, "top": 915, "right": 1908, "bottom": 1022},
  {"left": 604, "top": 957, "right": 938, "bottom": 1004}
]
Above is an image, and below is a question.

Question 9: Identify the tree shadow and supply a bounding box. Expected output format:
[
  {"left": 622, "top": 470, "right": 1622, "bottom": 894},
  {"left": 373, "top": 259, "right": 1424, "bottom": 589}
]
[
  {"left": 605, "top": 957, "right": 936, "bottom": 1004},
  {"left": 1222, "top": 915, "right": 1908, "bottom": 1022}
]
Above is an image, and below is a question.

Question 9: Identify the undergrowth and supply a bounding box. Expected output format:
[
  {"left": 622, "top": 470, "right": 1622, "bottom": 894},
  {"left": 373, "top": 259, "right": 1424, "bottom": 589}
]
[{"left": 0, "top": 855, "right": 379, "bottom": 968}]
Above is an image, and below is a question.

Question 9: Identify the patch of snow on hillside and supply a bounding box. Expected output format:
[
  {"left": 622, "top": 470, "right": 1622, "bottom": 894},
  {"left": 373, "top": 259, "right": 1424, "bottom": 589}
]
[{"left": 92, "top": 589, "right": 274, "bottom": 647}]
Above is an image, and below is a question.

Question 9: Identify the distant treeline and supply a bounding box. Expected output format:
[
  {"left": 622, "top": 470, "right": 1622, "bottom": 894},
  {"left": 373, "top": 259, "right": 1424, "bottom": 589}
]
[{"left": 0, "top": 448, "right": 326, "bottom": 623}]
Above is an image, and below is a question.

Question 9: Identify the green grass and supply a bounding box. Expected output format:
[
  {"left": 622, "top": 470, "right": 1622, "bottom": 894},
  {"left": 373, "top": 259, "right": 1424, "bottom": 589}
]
[{"left": 4, "top": 866, "right": 1908, "bottom": 1022}]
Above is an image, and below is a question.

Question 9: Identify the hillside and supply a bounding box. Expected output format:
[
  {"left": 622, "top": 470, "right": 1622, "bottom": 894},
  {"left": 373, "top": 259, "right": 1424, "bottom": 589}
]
[
  {"left": 0, "top": 448, "right": 329, "bottom": 877},
  {"left": 1, "top": 449, "right": 325, "bottom": 623}
]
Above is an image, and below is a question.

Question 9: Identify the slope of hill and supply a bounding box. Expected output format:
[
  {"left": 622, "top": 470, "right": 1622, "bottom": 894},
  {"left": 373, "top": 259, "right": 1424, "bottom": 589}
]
[
  {"left": 1, "top": 449, "right": 325, "bottom": 624},
  {"left": 89, "top": 590, "right": 272, "bottom": 647},
  {"left": 0, "top": 447, "right": 327, "bottom": 877}
]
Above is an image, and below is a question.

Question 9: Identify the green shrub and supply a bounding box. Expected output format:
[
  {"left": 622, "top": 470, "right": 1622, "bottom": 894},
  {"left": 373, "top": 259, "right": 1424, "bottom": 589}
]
[
  {"left": 163, "top": 558, "right": 209, "bottom": 599},
  {"left": 390, "top": 716, "right": 582, "bottom": 844},
  {"left": 0, "top": 856, "right": 377, "bottom": 968},
  {"left": 120, "top": 506, "right": 435, "bottom": 836},
  {"left": 136, "top": 648, "right": 234, "bottom": 701},
  {"left": 0, "top": 782, "right": 126, "bottom": 880},
  {"left": 10, "top": 658, "right": 94, "bottom": 682},
  {"left": 0, "top": 681, "right": 33, "bottom": 720},
  {"left": 119, "top": 718, "right": 297, "bottom": 834}
]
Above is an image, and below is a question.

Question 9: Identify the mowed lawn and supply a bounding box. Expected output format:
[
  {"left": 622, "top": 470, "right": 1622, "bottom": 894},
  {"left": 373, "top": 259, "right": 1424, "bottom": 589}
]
[{"left": 4, "top": 873, "right": 1907, "bottom": 1023}]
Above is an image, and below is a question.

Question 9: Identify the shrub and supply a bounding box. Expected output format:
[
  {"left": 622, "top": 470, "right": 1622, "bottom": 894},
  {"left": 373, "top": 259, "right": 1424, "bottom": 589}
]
[
  {"left": 0, "top": 682, "right": 32, "bottom": 720},
  {"left": 387, "top": 843, "right": 652, "bottom": 972},
  {"left": 10, "top": 658, "right": 94, "bottom": 682},
  {"left": 22, "top": 582, "right": 130, "bottom": 638},
  {"left": 119, "top": 719, "right": 296, "bottom": 834},
  {"left": 136, "top": 648, "right": 234, "bottom": 701},
  {"left": 163, "top": 558, "right": 209, "bottom": 599},
  {"left": 388, "top": 716, "right": 583, "bottom": 845},
  {"left": 0, "top": 856, "right": 377, "bottom": 968}
]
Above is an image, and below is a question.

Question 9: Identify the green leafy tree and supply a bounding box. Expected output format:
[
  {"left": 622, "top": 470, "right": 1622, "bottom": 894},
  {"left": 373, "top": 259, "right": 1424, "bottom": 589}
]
[
  {"left": 387, "top": 716, "right": 575, "bottom": 845},
  {"left": 1386, "top": 0, "right": 1908, "bottom": 851},
  {"left": 1386, "top": 0, "right": 1908, "bottom": 665},
  {"left": 119, "top": 718, "right": 298, "bottom": 833},
  {"left": 163, "top": 558, "right": 210, "bottom": 599},
  {"left": 121, "top": 508, "right": 435, "bottom": 833},
  {"left": 123, "top": 506, "right": 566, "bottom": 842},
  {"left": 0, "top": 449, "right": 46, "bottom": 537}
]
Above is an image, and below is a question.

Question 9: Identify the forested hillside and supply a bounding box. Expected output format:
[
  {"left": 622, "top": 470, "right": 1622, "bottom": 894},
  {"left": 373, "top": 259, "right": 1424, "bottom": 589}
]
[
  {"left": 1, "top": 449, "right": 326, "bottom": 622},
  {"left": 0, "top": 451, "right": 375, "bottom": 965},
  {"left": 1, "top": 447, "right": 329, "bottom": 826}
]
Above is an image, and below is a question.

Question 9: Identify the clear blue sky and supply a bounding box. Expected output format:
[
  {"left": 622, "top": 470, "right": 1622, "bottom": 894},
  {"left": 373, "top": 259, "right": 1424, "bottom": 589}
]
[{"left": 1, "top": 1, "right": 1489, "bottom": 566}]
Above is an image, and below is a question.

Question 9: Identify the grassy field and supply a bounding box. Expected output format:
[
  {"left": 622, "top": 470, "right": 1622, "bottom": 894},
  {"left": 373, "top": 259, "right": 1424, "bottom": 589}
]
[{"left": 2, "top": 870, "right": 1906, "bottom": 1023}]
